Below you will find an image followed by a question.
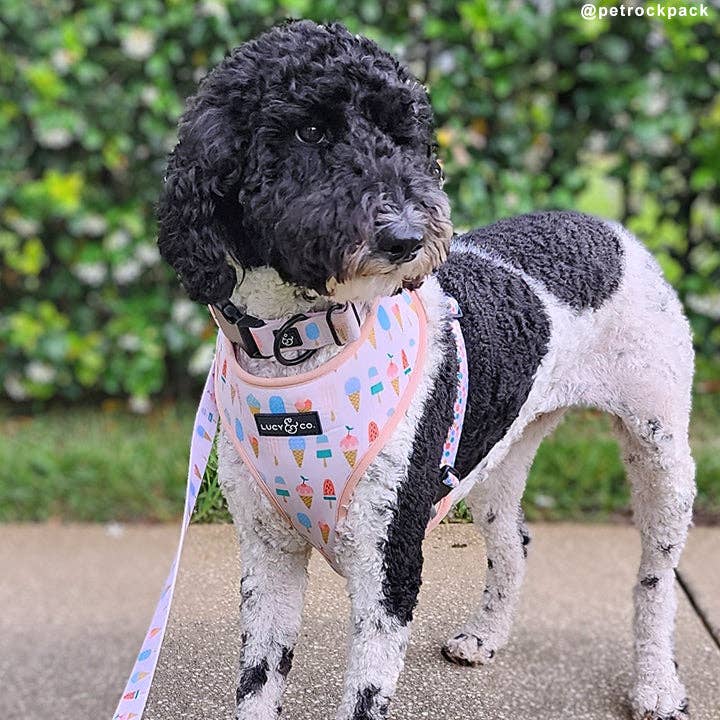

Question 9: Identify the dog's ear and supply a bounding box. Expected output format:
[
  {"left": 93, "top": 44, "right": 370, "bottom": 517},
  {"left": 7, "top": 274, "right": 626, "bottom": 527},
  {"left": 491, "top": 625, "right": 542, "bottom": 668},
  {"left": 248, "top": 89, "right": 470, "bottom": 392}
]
[{"left": 157, "top": 103, "right": 241, "bottom": 304}]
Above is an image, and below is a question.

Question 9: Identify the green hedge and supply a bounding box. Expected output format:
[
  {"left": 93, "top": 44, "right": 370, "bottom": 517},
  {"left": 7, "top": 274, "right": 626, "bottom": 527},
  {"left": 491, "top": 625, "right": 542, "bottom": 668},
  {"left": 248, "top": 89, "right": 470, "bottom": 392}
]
[{"left": 1, "top": 0, "right": 718, "bottom": 406}]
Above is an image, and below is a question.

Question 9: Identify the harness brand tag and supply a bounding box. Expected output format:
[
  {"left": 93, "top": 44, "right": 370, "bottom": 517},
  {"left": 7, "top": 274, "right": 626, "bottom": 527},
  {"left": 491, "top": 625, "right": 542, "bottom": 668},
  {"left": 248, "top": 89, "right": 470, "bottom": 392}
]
[
  {"left": 274, "top": 326, "right": 302, "bottom": 348},
  {"left": 254, "top": 411, "right": 323, "bottom": 437}
]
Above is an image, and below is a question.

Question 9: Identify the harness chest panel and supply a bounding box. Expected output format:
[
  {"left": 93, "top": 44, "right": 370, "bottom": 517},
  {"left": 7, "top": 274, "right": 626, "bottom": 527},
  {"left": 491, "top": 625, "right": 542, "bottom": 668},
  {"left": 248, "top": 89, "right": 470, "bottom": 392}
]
[{"left": 214, "top": 290, "right": 467, "bottom": 574}]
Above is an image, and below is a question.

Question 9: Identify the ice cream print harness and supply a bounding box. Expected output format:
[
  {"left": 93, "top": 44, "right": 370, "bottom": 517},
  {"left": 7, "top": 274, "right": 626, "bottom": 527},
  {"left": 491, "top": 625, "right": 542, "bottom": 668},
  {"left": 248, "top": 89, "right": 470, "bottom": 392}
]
[{"left": 213, "top": 290, "right": 468, "bottom": 574}]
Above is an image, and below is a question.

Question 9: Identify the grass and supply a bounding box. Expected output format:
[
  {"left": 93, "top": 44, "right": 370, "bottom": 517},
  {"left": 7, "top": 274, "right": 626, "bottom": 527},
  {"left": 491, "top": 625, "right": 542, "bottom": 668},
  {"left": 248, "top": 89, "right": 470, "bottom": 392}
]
[{"left": 1, "top": 395, "right": 718, "bottom": 524}]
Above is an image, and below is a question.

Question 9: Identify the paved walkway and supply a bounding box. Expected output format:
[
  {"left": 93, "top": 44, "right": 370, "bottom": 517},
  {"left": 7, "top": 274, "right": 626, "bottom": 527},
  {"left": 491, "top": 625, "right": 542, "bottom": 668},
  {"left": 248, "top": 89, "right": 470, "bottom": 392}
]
[{"left": 2, "top": 523, "right": 718, "bottom": 719}]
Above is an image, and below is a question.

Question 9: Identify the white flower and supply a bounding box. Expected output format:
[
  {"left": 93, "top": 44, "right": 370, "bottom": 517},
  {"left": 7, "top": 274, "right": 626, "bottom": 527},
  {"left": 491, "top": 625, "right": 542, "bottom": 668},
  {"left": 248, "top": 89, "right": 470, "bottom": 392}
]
[
  {"left": 26, "top": 361, "right": 56, "bottom": 384},
  {"left": 687, "top": 293, "right": 720, "bottom": 320},
  {"left": 136, "top": 243, "right": 160, "bottom": 266},
  {"left": 51, "top": 48, "right": 73, "bottom": 73},
  {"left": 121, "top": 27, "right": 156, "bottom": 61},
  {"left": 36, "top": 126, "right": 73, "bottom": 149},
  {"left": 77, "top": 214, "right": 108, "bottom": 236},
  {"left": 189, "top": 343, "right": 215, "bottom": 376},
  {"left": 6, "top": 215, "right": 39, "bottom": 237},
  {"left": 141, "top": 86, "right": 159, "bottom": 105},
  {"left": 172, "top": 298, "right": 196, "bottom": 324},
  {"left": 435, "top": 51, "right": 456, "bottom": 74},
  {"left": 74, "top": 262, "right": 107, "bottom": 286},
  {"left": 114, "top": 259, "right": 142, "bottom": 284},
  {"left": 199, "top": 0, "right": 229, "bottom": 20},
  {"left": 4, "top": 374, "right": 28, "bottom": 400},
  {"left": 105, "top": 229, "right": 131, "bottom": 251},
  {"left": 118, "top": 333, "right": 142, "bottom": 352},
  {"left": 129, "top": 394, "right": 151, "bottom": 414}
]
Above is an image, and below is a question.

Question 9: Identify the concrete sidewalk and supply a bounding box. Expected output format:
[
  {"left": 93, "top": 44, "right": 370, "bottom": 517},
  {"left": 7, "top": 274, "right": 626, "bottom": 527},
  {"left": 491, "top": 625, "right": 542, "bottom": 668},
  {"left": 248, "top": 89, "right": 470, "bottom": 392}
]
[{"left": 2, "top": 523, "right": 719, "bottom": 720}]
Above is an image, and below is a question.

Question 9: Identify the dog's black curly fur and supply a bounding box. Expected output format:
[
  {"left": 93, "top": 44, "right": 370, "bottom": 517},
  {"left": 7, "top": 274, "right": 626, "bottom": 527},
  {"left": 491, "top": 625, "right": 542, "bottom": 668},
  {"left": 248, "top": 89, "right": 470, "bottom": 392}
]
[{"left": 157, "top": 20, "right": 447, "bottom": 304}]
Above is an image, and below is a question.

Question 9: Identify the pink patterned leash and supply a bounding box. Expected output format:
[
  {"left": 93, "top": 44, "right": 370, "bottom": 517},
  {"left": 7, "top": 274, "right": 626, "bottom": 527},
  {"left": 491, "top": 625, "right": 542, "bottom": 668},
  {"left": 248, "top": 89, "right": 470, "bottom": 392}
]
[{"left": 112, "top": 360, "right": 218, "bottom": 720}]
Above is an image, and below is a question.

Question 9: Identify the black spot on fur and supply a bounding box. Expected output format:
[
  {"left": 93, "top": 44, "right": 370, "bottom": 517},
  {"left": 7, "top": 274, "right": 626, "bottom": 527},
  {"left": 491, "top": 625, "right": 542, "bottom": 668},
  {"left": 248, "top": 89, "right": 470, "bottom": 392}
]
[
  {"left": 641, "top": 575, "right": 660, "bottom": 588},
  {"left": 277, "top": 647, "right": 294, "bottom": 678},
  {"left": 436, "top": 252, "right": 551, "bottom": 475},
  {"left": 660, "top": 543, "right": 675, "bottom": 555},
  {"left": 458, "top": 211, "right": 624, "bottom": 310},
  {"left": 381, "top": 323, "right": 458, "bottom": 624},
  {"left": 487, "top": 557, "right": 493, "bottom": 569},
  {"left": 486, "top": 510, "right": 496, "bottom": 524},
  {"left": 236, "top": 658, "right": 269, "bottom": 703},
  {"left": 352, "top": 685, "right": 388, "bottom": 719}
]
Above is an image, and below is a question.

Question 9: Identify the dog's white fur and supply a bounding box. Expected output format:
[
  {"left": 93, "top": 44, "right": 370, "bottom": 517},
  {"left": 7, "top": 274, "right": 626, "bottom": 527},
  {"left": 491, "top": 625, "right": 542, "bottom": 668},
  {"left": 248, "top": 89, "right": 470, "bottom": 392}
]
[{"left": 218, "top": 224, "right": 695, "bottom": 720}]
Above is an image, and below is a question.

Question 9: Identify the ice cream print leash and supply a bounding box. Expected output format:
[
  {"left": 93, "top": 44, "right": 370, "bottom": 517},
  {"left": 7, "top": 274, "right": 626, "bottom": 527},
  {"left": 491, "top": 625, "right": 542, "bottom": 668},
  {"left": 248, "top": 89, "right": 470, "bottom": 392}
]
[{"left": 112, "top": 360, "right": 218, "bottom": 720}]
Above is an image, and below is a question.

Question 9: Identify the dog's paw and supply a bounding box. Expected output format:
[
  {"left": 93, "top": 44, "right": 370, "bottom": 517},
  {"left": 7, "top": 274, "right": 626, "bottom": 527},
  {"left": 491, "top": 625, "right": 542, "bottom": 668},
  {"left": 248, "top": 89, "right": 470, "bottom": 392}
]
[
  {"left": 440, "top": 632, "right": 495, "bottom": 667},
  {"left": 631, "top": 681, "right": 689, "bottom": 720}
]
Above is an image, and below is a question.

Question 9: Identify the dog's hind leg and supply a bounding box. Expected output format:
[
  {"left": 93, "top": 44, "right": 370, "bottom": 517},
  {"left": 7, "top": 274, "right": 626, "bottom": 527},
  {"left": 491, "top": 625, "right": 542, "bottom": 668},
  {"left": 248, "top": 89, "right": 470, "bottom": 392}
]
[
  {"left": 218, "top": 434, "right": 312, "bottom": 720},
  {"left": 613, "top": 412, "right": 695, "bottom": 720},
  {"left": 442, "top": 410, "right": 564, "bottom": 666}
]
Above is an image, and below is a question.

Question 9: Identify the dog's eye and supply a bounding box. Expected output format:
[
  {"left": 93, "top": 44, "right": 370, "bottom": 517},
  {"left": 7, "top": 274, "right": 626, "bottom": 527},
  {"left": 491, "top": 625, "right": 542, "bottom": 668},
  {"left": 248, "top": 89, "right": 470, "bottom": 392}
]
[{"left": 295, "top": 126, "right": 325, "bottom": 144}]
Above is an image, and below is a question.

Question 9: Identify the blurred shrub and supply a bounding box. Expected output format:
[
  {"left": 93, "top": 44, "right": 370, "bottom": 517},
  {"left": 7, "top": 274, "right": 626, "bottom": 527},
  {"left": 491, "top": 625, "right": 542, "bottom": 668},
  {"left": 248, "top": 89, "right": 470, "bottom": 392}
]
[{"left": 1, "top": 0, "right": 718, "bottom": 406}]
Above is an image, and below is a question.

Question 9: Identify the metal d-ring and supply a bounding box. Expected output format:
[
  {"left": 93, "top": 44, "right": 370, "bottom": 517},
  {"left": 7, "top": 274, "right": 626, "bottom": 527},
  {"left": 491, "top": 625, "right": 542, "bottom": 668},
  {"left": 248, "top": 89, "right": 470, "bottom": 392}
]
[{"left": 272, "top": 313, "right": 317, "bottom": 366}]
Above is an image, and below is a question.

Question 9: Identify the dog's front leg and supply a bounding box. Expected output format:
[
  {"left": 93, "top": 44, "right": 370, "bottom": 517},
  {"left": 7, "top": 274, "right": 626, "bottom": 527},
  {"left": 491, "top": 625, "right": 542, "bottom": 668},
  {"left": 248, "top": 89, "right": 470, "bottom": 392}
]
[
  {"left": 235, "top": 530, "right": 311, "bottom": 720},
  {"left": 334, "top": 464, "right": 428, "bottom": 720},
  {"left": 218, "top": 435, "right": 311, "bottom": 720}
]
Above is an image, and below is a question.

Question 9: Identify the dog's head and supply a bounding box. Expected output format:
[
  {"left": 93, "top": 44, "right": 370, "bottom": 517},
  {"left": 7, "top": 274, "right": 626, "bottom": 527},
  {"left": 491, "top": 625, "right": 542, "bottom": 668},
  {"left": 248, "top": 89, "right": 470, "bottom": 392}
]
[{"left": 158, "top": 20, "right": 452, "bottom": 306}]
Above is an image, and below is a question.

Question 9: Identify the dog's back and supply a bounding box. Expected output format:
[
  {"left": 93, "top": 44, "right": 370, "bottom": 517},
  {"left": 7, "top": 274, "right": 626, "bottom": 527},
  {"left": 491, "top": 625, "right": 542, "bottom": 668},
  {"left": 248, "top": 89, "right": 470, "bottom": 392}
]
[{"left": 433, "top": 209, "right": 693, "bottom": 478}]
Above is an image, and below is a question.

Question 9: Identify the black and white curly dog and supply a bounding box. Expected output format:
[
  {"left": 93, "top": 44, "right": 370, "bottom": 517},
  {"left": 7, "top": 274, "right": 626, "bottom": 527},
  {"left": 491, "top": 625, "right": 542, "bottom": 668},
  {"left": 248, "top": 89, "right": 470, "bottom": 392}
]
[{"left": 158, "top": 20, "right": 695, "bottom": 720}]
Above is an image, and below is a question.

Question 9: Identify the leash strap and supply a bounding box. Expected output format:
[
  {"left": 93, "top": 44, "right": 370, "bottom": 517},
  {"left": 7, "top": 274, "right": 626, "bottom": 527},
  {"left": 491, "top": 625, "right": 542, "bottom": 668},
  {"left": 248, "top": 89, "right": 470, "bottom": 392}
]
[{"left": 112, "top": 360, "right": 218, "bottom": 720}]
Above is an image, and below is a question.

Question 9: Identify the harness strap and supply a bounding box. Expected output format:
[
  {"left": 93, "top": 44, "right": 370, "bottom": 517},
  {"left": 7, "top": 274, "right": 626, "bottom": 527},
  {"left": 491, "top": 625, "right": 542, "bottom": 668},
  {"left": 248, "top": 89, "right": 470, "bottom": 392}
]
[{"left": 112, "top": 364, "right": 218, "bottom": 720}]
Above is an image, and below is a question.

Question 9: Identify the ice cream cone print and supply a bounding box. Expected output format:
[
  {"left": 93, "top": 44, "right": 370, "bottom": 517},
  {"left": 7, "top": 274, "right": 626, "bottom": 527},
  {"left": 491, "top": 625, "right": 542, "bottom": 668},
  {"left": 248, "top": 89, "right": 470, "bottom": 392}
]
[
  {"left": 296, "top": 511, "right": 312, "bottom": 532},
  {"left": 319, "top": 521, "right": 330, "bottom": 544},
  {"left": 269, "top": 395, "right": 286, "bottom": 414},
  {"left": 323, "top": 478, "right": 336, "bottom": 507},
  {"left": 401, "top": 349, "right": 411, "bottom": 375},
  {"left": 345, "top": 377, "right": 361, "bottom": 412},
  {"left": 250, "top": 436, "right": 259, "bottom": 458},
  {"left": 392, "top": 302, "right": 403, "bottom": 330},
  {"left": 386, "top": 354, "right": 400, "bottom": 396},
  {"left": 368, "top": 420, "right": 379, "bottom": 444},
  {"left": 295, "top": 398, "right": 313, "bottom": 413},
  {"left": 196, "top": 425, "right": 212, "bottom": 441},
  {"left": 377, "top": 304, "right": 392, "bottom": 339},
  {"left": 246, "top": 393, "right": 261, "bottom": 415},
  {"left": 296, "top": 477, "right": 313, "bottom": 508},
  {"left": 369, "top": 366, "right": 383, "bottom": 401},
  {"left": 341, "top": 426, "right": 359, "bottom": 468},
  {"left": 316, "top": 434, "right": 332, "bottom": 466},
  {"left": 193, "top": 463, "right": 202, "bottom": 479},
  {"left": 289, "top": 436, "right": 306, "bottom": 467},
  {"left": 221, "top": 358, "right": 227, "bottom": 383},
  {"left": 368, "top": 326, "right": 377, "bottom": 349},
  {"left": 330, "top": 410, "right": 336, "bottom": 421},
  {"left": 275, "top": 476, "right": 290, "bottom": 502},
  {"left": 230, "top": 384, "right": 237, "bottom": 403}
]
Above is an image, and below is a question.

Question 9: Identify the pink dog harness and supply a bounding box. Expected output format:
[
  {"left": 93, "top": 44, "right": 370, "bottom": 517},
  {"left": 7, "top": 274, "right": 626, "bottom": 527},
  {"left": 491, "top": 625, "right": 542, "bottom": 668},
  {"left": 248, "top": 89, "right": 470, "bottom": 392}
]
[
  {"left": 114, "top": 289, "right": 467, "bottom": 718},
  {"left": 213, "top": 290, "right": 468, "bottom": 573}
]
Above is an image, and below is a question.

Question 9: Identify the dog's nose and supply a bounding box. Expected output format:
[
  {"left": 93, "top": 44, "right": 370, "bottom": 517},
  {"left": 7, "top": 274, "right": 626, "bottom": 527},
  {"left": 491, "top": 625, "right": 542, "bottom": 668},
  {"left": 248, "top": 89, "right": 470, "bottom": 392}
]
[{"left": 376, "top": 228, "right": 424, "bottom": 263}]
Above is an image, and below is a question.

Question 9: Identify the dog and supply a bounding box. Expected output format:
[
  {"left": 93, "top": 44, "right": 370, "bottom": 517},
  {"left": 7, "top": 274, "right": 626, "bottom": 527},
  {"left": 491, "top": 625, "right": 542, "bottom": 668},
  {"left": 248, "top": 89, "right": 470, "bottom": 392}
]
[{"left": 157, "top": 20, "right": 696, "bottom": 720}]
